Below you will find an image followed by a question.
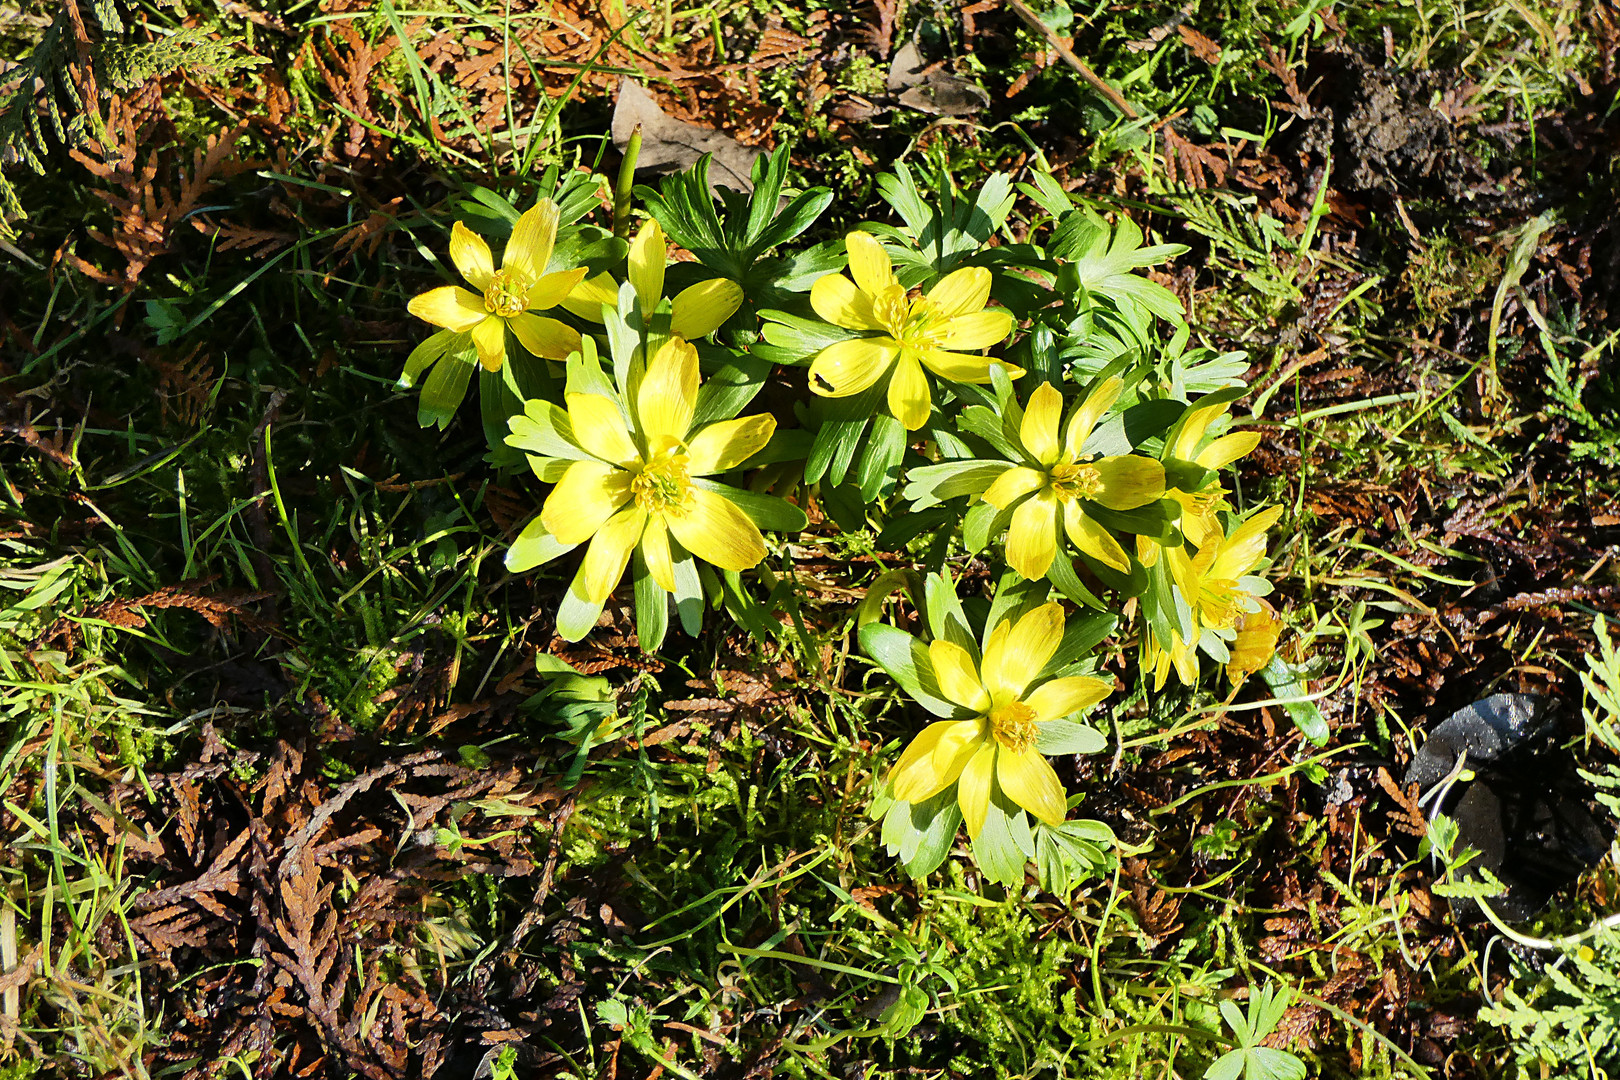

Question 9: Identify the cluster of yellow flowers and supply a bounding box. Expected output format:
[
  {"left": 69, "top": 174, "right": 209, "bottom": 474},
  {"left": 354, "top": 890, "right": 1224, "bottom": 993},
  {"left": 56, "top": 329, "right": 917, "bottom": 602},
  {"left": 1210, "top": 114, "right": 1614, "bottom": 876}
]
[{"left": 405, "top": 190, "right": 1286, "bottom": 877}]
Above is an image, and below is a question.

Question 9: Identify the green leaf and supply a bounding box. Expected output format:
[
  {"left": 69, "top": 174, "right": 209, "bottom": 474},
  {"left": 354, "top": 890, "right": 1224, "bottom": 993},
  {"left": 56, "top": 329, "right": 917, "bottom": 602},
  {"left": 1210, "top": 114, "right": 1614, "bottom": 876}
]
[
  {"left": 505, "top": 515, "right": 577, "bottom": 573},
  {"left": 923, "top": 570, "right": 978, "bottom": 658},
  {"left": 507, "top": 398, "right": 589, "bottom": 460},
  {"left": 1046, "top": 545, "right": 1107, "bottom": 611},
  {"left": 692, "top": 479, "right": 808, "bottom": 534},
  {"left": 857, "top": 413, "right": 908, "bottom": 500},
  {"left": 555, "top": 572, "right": 606, "bottom": 642},
  {"left": 1085, "top": 497, "right": 1179, "bottom": 544},
  {"left": 1260, "top": 654, "right": 1327, "bottom": 746},
  {"left": 672, "top": 551, "right": 704, "bottom": 636},
  {"left": 1036, "top": 720, "right": 1107, "bottom": 755},
  {"left": 692, "top": 352, "right": 773, "bottom": 426},
  {"left": 756, "top": 310, "right": 859, "bottom": 363},
  {"left": 858, "top": 623, "right": 971, "bottom": 719},
  {"left": 1036, "top": 611, "right": 1118, "bottom": 678},
  {"left": 971, "top": 799, "right": 1030, "bottom": 886},
  {"left": 902, "top": 460, "right": 1006, "bottom": 509},
  {"left": 962, "top": 498, "right": 1011, "bottom": 555},
  {"left": 417, "top": 346, "right": 476, "bottom": 429},
  {"left": 632, "top": 550, "right": 668, "bottom": 653},
  {"left": 399, "top": 328, "right": 462, "bottom": 389},
  {"left": 1083, "top": 400, "right": 1186, "bottom": 457},
  {"left": 901, "top": 791, "right": 962, "bottom": 879}
]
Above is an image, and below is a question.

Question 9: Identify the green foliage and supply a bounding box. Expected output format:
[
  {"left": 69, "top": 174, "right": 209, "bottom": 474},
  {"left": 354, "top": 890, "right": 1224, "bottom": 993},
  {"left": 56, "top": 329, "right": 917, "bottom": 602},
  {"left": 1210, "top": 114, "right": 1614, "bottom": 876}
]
[{"left": 1205, "top": 983, "right": 1307, "bottom": 1080}]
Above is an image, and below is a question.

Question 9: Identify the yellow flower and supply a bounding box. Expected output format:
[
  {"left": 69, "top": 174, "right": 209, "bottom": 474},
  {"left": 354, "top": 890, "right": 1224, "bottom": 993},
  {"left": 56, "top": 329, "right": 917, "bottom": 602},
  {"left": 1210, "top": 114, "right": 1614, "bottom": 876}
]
[
  {"left": 407, "top": 199, "right": 587, "bottom": 372},
  {"left": 562, "top": 220, "right": 743, "bottom": 337},
  {"left": 539, "top": 337, "right": 776, "bottom": 604},
  {"left": 1142, "top": 623, "right": 1200, "bottom": 692},
  {"left": 1226, "top": 597, "right": 1282, "bottom": 685},
  {"left": 980, "top": 378, "right": 1167, "bottom": 579},
  {"left": 1176, "top": 504, "right": 1284, "bottom": 634},
  {"left": 1164, "top": 396, "right": 1262, "bottom": 550},
  {"left": 1143, "top": 505, "right": 1283, "bottom": 690},
  {"left": 887, "top": 603, "right": 1112, "bottom": 839},
  {"left": 808, "top": 231, "right": 1021, "bottom": 431}
]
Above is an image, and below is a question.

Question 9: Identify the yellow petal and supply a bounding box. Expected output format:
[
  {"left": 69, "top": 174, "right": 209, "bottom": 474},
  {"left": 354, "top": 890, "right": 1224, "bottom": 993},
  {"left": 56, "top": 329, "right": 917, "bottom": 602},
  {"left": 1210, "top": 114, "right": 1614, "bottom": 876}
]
[
  {"left": 929, "top": 640, "right": 990, "bottom": 712},
  {"left": 938, "top": 308, "right": 1014, "bottom": 351},
  {"left": 1227, "top": 598, "right": 1282, "bottom": 685},
  {"left": 1064, "top": 376, "right": 1123, "bottom": 458},
  {"left": 541, "top": 459, "right": 633, "bottom": 545},
  {"left": 526, "top": 266, "right": 589, "bottom": 312},
  {"left": 917, "top": 347, "right": 1021, "bottom": 384},
  {"left": 1021, "top": 383, "right": 1064, "bottom": 466},
  {"left": 1197, "top": 431, "right": 1261, "bottom": 470},
  {"left": 1136, "top": 532, "right": 1163, "bottom": 568},
  {"left": 579, "top": 505, "right": 646, "bottom": 604},
  {"left": 637, "top": 337, "right": 699, "bottom": 442},
  {"left": 996, "top": 748, "right": 1066, "bottom": 827},
  {"left": 891, "top": 720, "right": 981, "bottom": 803},
  {"left": 932, "top": 719, "right": 988, "bottom": 792},
  {"left": 887, "top": 353, "right": 931, "bottom": 430},
  {"left": 565, "top": 392, "right": 639, "bottom": 467},
  {"left": 670, "top": 278, "right": 744, "bottom": 338},
  {"left": 1063, "top": 502, "right": 1130, "bottom": 573},
  {"left": 686, "top": 414, "right": 776, "bottom": 475},
  {"left": 1171, "top": 399, "right": 1227, "bottom": 460},
  {"left": 808, "top": 337, "right": 897, "bottom": 398},
  {"left": 666, "top": 486, "right": 766, "bottom": 571},
  {"left": 449, "top": 221, "right": 494, "bottom": 291},
  {"left": 957, "top": 743, "right": 997, "bottom": 839},
  {"left": 1092, "top": 456, "right": 1166, "bottom": 510},
  {"left": 845, "top": 230, "right": 893, "bottom": 295},
  {"left": 982, "top": 602, "right": 1064, "bottom": 702},
  {"left": 641, "top": 515, "right": 677, "bottom": 593},
  {"left": 981, "top": 466, "right": 1046, "bottom": 510},
  {"left": 470, "top": 316, "right": 507, "bottom": 372},
  {"left": 408, "top": 286, "right": 487, "bottom": 332},
  {"left": 1211, "top": 505, "right": 1284, "bottom": 580},
  {"left": 1025, "top": 676, "right": 1113, "bottom": 722},
  {"left": 1006, "top": 490, "right": 1059, "bottom": 580},
  {"left": 561, "top": 271, "right": 618, "bottom": 323},
  {"left": 508, "top": 312, "right": 581, "bottom": 361},
  {"left": 925, "top": 266, "right": 992, "bottom": 319},
  {"left": 628, "top": 219, "right": 667, "bottom": 314},
  {"left": 504, "top": 199, "right": 559, "bottom": 281},
  {"left": 810, "top": 273, "right": 881, "bottom": 330}
]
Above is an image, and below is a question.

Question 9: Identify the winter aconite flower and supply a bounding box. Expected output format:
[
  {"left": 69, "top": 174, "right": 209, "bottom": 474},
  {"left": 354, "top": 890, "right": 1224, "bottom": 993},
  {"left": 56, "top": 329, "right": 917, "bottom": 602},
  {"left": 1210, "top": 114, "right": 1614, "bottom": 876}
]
[
  {"left": 1143, "top": 505, "right": 1284, "bottom": 689},
  {"left": 981, "top": 378, "right": 1167, "bottom": 578},
  {"left": 407, "top": 199, "right": 586, "bottom": 372},
  {"left": 887, "top": 603, "right": 1111, "bottom": 838},
  {"left": 1165, "top": 395, "right": 1262, "bottom": 548},
  {"left": 507, "top": 337, "right": 775, "bottom": 607},
  {"left": 808, "top": 231, "right": 1020, "bottom": 430},
  {"left": 563, "top": 220, "right": 743, "bottom": 336}
]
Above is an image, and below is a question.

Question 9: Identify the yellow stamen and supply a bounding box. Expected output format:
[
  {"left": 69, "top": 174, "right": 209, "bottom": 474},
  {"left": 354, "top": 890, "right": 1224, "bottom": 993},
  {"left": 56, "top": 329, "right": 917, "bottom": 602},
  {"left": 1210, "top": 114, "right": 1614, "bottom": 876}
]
[
  {"left": 872, "top": 283, "right": 950, "bottom": 351},
  {"left": 1048, "top": 461, "right": 1102, "bottom": 502},
  {"left": 987, "top": 700, "right": 1039, "bottom": 754},
  {"left": 631, "top": 448, "right": 693, "bottom": 515},
  {"left": 483, "top": 269, "right": 530, "bottom": 318}
]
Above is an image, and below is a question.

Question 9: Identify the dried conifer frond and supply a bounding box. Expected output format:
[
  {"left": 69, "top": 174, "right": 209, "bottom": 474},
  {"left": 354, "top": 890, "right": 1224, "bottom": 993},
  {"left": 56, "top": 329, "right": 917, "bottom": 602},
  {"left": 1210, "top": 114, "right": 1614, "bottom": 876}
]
[{"left": 0, "top": 0, "right": 259, "bottom": 237}]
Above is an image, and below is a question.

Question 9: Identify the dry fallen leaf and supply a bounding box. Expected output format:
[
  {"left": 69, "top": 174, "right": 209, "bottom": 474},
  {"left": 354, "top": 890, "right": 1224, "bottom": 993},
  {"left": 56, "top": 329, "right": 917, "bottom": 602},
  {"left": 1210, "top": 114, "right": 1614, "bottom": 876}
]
[{"left": 612, "top": 78, "right": 760, "bottom": 194}]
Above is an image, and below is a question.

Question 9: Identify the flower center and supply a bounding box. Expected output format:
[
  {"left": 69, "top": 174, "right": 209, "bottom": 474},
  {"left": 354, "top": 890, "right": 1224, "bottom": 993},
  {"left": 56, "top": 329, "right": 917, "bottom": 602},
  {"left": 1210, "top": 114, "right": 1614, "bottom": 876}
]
[
  {"left": 872, "top": 282, "right": 947, "bottom": 350},
  {"left": 1048, "top": 461, "right": 1102, "bottom": 502},
  {"left": 483, "top": 269, "right": 530, "bottom": 319},
  {"left": 1198, "top": 578, "right": 1243, "bottom": 629},
  {"left": 631, "top": 448, "right": 693, "bottom": 515},
  {"left": 987, "top": 700, "right": 1039, "bottom": 754}
]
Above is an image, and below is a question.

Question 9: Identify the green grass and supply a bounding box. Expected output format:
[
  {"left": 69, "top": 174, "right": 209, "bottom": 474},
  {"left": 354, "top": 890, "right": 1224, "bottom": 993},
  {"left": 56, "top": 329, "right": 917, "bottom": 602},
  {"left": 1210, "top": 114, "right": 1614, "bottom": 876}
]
[{"left": 2, "top": 0, "right": 1618, "bottom": 1077}]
